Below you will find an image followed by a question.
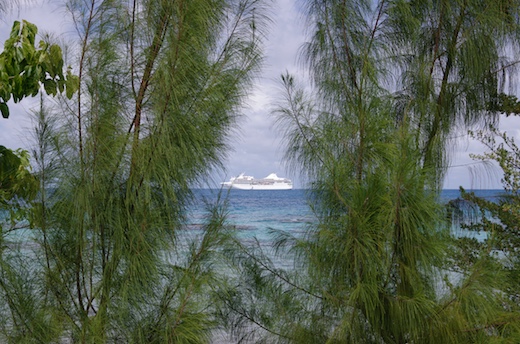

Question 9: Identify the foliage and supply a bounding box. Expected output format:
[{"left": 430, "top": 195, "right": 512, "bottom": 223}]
[
  {"left": 487, "top": 93, "right": 520, "bottom": 116},
  {"left": 0, "top": 20, "right": 78, "bottom": 118},
  {"left": 0, "top": 0, "right": 269, "bottom": 342},
  {"left": 0, "top": 145, "right": 44, "bottom": 341},
  {"left": 219, "top": 0, "right": 520, "bottom": 342},
  {"left": 0, "top": 146, "right": 38, "bottom": 240},
  {"left": 0, "top": 145, "right": 37, "bottom": 204},
  {"left": 385, "top": 0, "right": 520, "bottom": 186},
  {"left": 3, "top": 0, "right": 520, "bottom": 343},
  {"left": 456, "top": 125, "right": 520, "bottom": 320}
]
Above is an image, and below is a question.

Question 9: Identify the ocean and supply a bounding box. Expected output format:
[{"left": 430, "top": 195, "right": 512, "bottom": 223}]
[
  {"left": 189, "top": 188, "right": 502, "bottom": 343},
  {"left": 3, "top": 189, "right": 500, "bottom": 245},
  {"left": 189, "top": 189, "right": 312, "bottom": 243},
  {"left": 188, "top": 188, "right": 504, "bottom": 243}
]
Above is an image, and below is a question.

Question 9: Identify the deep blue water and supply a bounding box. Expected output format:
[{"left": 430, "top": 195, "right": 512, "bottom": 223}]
[{"left": 188, "top": 189, "right": 505, "bottom": 243}]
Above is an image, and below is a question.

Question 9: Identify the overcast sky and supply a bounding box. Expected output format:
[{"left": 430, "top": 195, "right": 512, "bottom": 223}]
[{"left": 1, "top": 0, "right": 517, "bottom": 189}]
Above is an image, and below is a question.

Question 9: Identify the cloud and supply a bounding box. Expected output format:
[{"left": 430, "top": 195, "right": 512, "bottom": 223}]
[
  {"left": 220, "top": 0, "right": 306, "bottom": 187},
  {"left": 1, "top": 0, "right": 515, "bottom": 190}
]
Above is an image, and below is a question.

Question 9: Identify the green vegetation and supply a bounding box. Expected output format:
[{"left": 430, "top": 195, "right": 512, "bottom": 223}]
[
  {"left": 0, "top": 146, "right": 38, "bottom": 240},
  {"left": 222, "top": 0, "right": 520, "bottom": 342},
  {"left": 2, "top": 0, "right": 520, "bottom": 343},
  {"left": 1, "top": 0, "right": 267, "bottom": 342},
  {"left": 0, "top": 20, "right": 78, "bottom": 118},
  {"left": 0, "top": 146, "right": 37, "bottom": 203},
  {"left": 455, "top": 124, "right": 520, "bottom": 332}
]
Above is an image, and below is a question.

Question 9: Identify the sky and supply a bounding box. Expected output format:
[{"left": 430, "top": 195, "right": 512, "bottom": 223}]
[{"left": 1, "top": 0, "right": 518, "bottom": 189}]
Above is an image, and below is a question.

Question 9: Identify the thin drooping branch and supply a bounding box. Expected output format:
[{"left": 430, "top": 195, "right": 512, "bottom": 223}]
[
  {"left": 423, "top": 0, "right": 467, "bottom": 175},
  {"left": 77, "top": 0, "right": 97, "bottom": 173},
  {"left": 75, "top": 0, "right": 98, "bottom": 319}
]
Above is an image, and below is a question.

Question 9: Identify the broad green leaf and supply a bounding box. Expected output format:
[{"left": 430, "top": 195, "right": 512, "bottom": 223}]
[
  {"left": 65, "top": 73, "right": 79, "bottom": 99},
  {"left": 22, "top": 20, "right": 38, "bottom": 46},
  {"left": 9, "top": 21, "right": 20, "bottom": 41},
  {"left": 43, "top": 79, "right": 57, "bottom": 96},
  {"left": 21, "top": 42, "right": 35, "bottom": 61},
  {"left": 0, "top": 102, "right": 9, "bottom": 118},
  {"left": 57, "top": 78, "right": 65, "bottom": 93},
  {"left": 49, "top": 45, "right": 64, "bottom": 77}
]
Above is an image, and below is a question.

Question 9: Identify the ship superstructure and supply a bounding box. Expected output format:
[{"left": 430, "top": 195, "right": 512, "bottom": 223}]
[{"left": 221, "top": 173, "right": 292, "bottom": 190}]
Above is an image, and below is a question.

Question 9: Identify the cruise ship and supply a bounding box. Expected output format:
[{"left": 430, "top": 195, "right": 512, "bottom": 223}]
[{"left": 221, "top": 173, "right": 292, "bottom": 190}]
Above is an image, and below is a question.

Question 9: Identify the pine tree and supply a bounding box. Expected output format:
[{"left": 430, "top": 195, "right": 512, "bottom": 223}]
[
  {"left": 221, "top": 1, "right": 520, "bottom": 342},
  {"left": 0, "top": 0, "right": 269, "bottom": 342}
]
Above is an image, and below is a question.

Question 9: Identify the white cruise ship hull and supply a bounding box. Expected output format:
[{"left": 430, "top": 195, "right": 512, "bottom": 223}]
[{"left": 230, "top": 182, "right": 292, "bottom": 190}]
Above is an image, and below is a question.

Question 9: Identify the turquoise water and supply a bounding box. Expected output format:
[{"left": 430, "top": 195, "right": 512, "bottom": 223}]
[
  {"left": 188, "top": 189, "right": 505, "bottom": 243},
  {"left": 3, "top": 189, "right": 502, "bottom": 244},
  {"left": 188, "top": 189, "right": 312, "bottom": 244}
]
